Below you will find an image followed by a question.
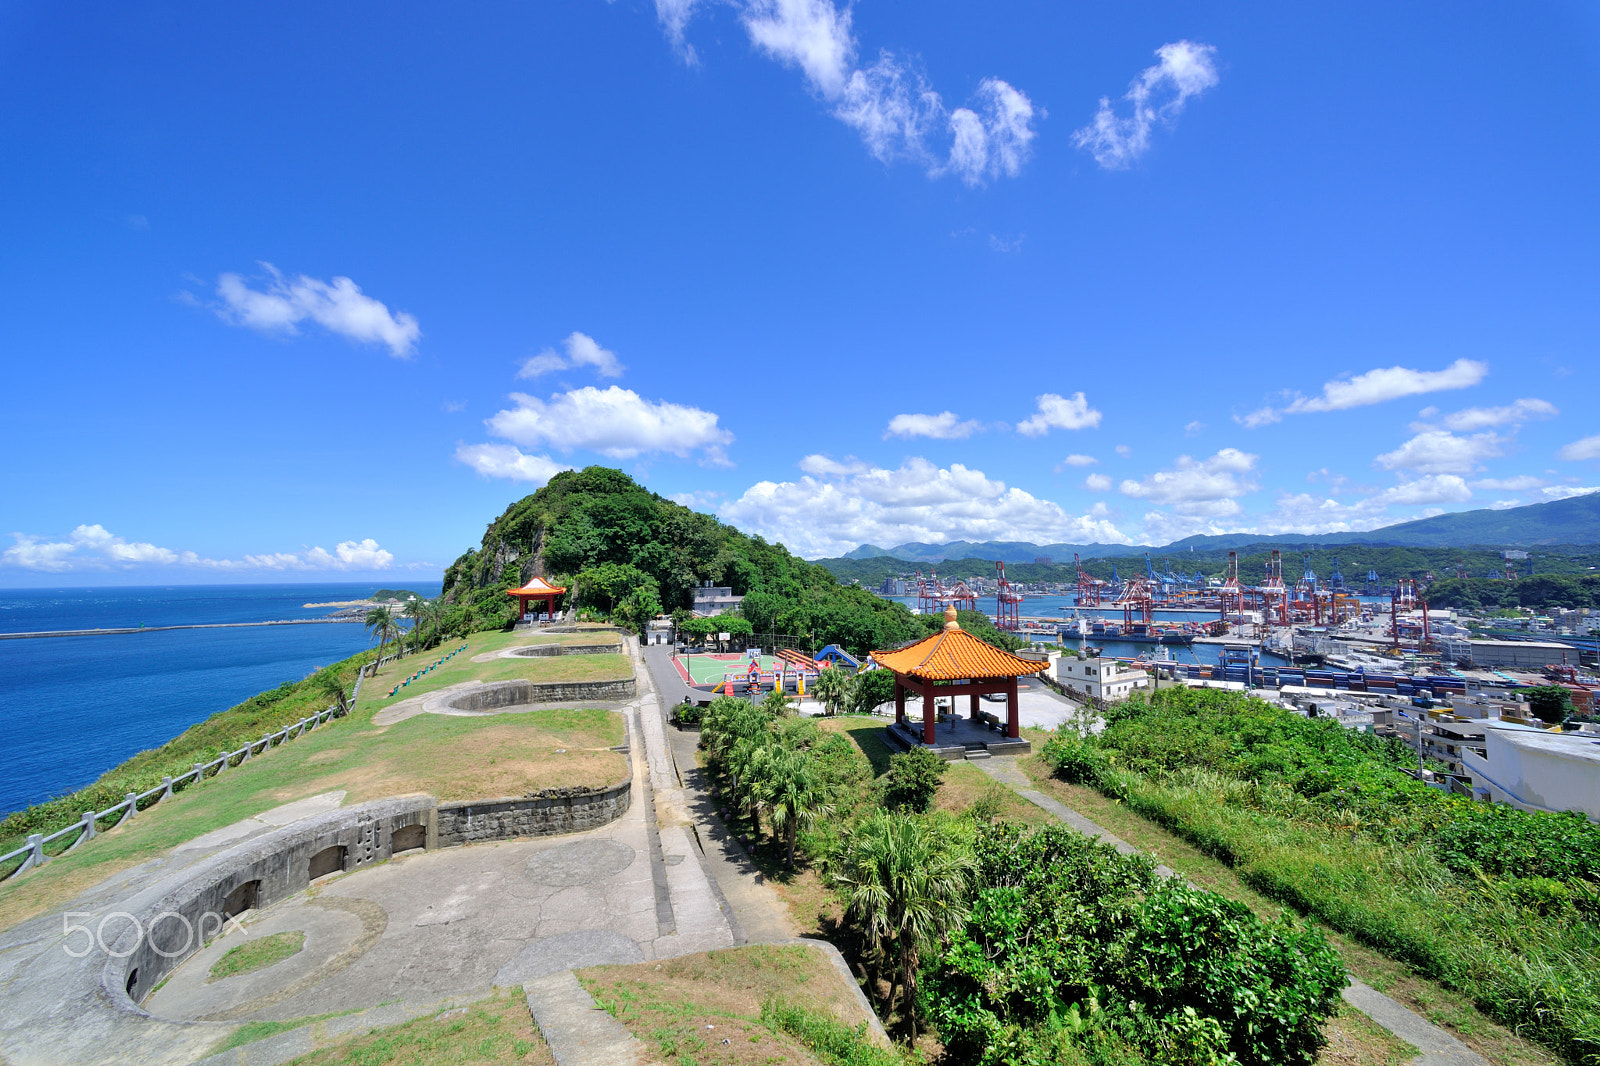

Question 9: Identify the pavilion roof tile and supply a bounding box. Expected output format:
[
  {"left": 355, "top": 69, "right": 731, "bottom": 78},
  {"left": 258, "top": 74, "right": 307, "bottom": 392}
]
[
  {"left": 507, "top": 577, "right": 567, "bottom": 596},
  {"left": 871, "top": 626, "right": 1046, "bottom": 681}
]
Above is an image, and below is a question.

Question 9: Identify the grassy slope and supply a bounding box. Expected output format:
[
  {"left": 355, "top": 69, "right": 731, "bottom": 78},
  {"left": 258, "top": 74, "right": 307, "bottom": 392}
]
[
  {"left": 579, "top": 945, "right": 890, "bottom": 1066},
  {"left": 0, "top": 633, "right": 628, "bottom": 933},
  {"left": 272, "top": 987, "right": 553, "bottom": 1066},
  {"left": 359, "top": 629, "right": 629, "bottom": 712},
  {"left": 1012, "top": 751, "right": 1560, "bottom": 1066}
]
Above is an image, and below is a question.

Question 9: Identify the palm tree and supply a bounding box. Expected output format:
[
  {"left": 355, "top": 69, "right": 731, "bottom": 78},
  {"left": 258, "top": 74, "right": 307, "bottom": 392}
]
[
  {"left": 402, "top": 597, "right": 427, "bottom": 650},
  {"left": 309, "top": 666, "right": 350, "bottom": 713},
  {"left": 828, "top": 810, "right": 974, "bottom": 1035},
  {"left": 811, "top": 665, "right": 852, "bottom": 717},
  {"left": 364, "top": 605, "right": 400, "bottom": 669},
  {"left": 727, "top": 737, "right": 771, "bottom": 838},
  {"left": 758, "top": 747, "right": 833, "bottom": 866}
]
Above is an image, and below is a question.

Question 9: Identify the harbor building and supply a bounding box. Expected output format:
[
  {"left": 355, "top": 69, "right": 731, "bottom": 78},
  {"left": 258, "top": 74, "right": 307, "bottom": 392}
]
[{"left": 1054, "top": 655, "right": 1149, "bottom": 703}]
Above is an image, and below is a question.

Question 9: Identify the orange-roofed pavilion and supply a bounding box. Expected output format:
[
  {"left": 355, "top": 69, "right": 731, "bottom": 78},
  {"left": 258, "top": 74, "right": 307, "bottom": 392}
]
[
  {"left": 872, "top": 605, "right": 1047, "bottom": 745},
  {"left": 507, "top": 577, "right": 567, "bottom": 622}
]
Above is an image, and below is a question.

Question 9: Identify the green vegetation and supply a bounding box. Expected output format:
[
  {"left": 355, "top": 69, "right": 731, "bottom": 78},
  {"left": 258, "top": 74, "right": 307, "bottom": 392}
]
[
  {"left": 273, "top": 986, "right": 551, "bottom": 1065},
  {"left": 926, "top": 822, "right": 1344, "bottom": 1066},
  {"left": 1038, "top": 688, "right": 1600, "bottom": 1064},
  {"left": 580, "top": 945, "right": 909, "bottom": 1066},
  {"left": 698, "top": 695, "right": 1349, "bottom": 1058},
  {"left": 208, "top": 930, "right": 305, "bottom": 982},
  {"left": 439, "top": 466, "right": 936, "bottom": 648},
  {"left": 1424, "top": 574, "right": 1600, "bottom": 611},
  {"left": 368, "top": 588, "right": 427, "bottom": 603},
  {"left": 881, "top": 747, "right": 945, "bottom": 814}
]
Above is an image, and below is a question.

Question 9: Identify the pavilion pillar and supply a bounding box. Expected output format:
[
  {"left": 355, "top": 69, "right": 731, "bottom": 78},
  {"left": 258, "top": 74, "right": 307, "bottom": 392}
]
[
  {"left": 894, "top": 680, "right": 905, "bottom": 725},
  {"left": 969, "top": 691, "right": 980, "bottom": 722},
  {"left": 517, "top": 596, "right": 527, "bottom": 620},
  {"left": 1006, "top": 677, "right": 1019, "bottom": 739},
  {"left": 922, "top": 684, "right": 936, "bottom": 745}
]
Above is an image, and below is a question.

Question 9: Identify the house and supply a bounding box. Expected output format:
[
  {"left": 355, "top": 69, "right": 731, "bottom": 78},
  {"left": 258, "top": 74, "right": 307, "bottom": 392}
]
[
  {"left": 1054, "top": 656, "right": 1149, "bottom": 702},
  {"left": 1460, "top": 722, "right": 1600, "bottom": 821},
  {"left": 691, "top": 583, "right": 742, "bottom": 616}
]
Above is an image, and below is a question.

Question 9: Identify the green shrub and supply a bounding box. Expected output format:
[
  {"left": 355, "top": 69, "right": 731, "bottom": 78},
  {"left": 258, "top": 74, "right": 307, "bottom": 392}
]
[{"left": 883, "top": 747, "right": 946, "bottom": 814}]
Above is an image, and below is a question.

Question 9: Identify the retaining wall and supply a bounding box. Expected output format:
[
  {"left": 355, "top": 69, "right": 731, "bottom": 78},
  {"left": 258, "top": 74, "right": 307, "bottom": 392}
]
[
  {"left": 443, "top": 676, "right": 636, "bottom": 709},
  {"left": 436, "top": 781, "right": 631, "bottom": 845},
  {"left": 509, "top": 642, "right": 620, "bottom": 658}
]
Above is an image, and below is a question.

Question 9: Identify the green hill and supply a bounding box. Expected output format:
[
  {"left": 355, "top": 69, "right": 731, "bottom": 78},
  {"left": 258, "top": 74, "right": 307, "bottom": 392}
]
[{"left": 440, "top": 466, "right": 929, "bottom": 654}]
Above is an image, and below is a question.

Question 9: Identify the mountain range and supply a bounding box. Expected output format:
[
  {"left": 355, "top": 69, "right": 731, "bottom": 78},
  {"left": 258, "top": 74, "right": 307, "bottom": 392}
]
[{"left": 835, "top": 491, "right": 1600, "bottom": 564}]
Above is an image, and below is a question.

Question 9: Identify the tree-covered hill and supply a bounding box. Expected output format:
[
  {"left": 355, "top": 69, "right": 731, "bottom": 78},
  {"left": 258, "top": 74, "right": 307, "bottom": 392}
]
[{"left": 440, "top": 467, "right": 931, "bottom": 653}]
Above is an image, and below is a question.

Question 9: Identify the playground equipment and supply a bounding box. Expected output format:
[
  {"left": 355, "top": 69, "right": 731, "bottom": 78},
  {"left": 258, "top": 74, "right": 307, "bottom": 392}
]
[{"left": 815, "top": 644, "right": 861, "bottom": 670}]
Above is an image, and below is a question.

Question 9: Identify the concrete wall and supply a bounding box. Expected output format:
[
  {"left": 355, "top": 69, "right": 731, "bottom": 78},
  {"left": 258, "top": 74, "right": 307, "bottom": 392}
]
[
  {"left": 443, "top": 676, "right": 636, "bottom": 710},
  {"left": 108, "top": 796, "right": 433, "bottom": 1007},
  {"left": 436, "top": 782, "right": 631, "bottom": 845},
  {"left": 509, "top": 642, "right": 620, "bottom": 658}
]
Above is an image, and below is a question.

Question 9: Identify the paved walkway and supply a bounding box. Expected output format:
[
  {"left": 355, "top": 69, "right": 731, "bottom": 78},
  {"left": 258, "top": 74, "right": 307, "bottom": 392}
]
[{"left": 973, "top": 756, "right": 1489, "bottom": 1066}]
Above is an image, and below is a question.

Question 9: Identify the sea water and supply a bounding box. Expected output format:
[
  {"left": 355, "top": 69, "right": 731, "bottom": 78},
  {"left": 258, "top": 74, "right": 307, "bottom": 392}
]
[{"left": 0, "top": 584, "right": 437, "bottom": 819}]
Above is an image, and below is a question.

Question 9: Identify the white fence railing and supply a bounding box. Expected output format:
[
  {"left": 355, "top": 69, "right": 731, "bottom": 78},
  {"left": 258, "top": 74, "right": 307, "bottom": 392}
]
[{"left": 0, "top": 667, "right": 366, "bottom": 881}]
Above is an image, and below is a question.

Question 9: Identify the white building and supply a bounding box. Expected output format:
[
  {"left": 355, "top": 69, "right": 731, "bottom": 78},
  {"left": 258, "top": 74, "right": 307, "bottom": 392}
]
[
  {"left": 1460, "top": 723, "right": 1600, "bottom": 821},
  {"left": 1054, "top": 656, "right": 1149, "bottom": 703},
  {"left": 691, "top": 583, "right": 742, "bottom": 616}
]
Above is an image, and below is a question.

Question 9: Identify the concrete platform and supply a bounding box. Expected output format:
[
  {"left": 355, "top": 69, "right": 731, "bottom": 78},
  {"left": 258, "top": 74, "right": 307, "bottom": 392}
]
[{"left": 884, "top": 716, "right": 1032, "bottom": 759}]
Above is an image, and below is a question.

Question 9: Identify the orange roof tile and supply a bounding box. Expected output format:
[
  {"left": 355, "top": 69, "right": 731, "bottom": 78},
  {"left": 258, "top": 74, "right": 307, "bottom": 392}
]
[
  {"left": 507, "top": 577, "right": 567, "bottom": 596},
  {"left": 871, "top": 619, "right": 1046, "bottom": 682}
]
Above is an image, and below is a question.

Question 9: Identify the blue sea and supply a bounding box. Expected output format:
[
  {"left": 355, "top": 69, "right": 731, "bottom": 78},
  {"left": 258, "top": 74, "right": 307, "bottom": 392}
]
[{"left": 0, "top": 583, "right": 438, "bottom": 818}]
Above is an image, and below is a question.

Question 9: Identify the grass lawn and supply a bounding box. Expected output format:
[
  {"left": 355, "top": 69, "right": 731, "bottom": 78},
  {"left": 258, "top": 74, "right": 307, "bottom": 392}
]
[
  {"left": 578, "top": 945, "right": 885, "bottom": 1066},
  {"left": 209, "top": 930, "right": 305, "bottom": 982},
  {"left": 360, "top": 630, "right": 631, "bottom": 712},
  {"left": 269, "top": 987, "right": 553, "bottom": 1066},
  {"left": 1013, "top": 755, "right": 1561, "bottom": 1066},
  {"left": 0, "top": 634, "right": 629, "bottom": 934},
  {"left": 519, "top": 633, "right": 624, "bottom": 647}
]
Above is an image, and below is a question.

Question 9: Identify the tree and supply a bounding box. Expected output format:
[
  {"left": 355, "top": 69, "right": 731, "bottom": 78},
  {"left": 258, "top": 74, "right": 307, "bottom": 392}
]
[
  {"left": 309, "top": 666, "right": 350, "bottom": 715},
  {"left": 402, "top": 596, "right": 428, "bottom": 649},
  {"left": 850, "top": 669, "right": 897, "bottom": 716},
  {"left": 1522, "top": 685, "right": 1575, "bottom": 725},
  {"left": 828, "top": 811, "right": 974, "bottom": 1034},
  {"left": 884, "top": 747, "right": 946, "bottom": 813},
  {"left": 363, "top": 606, "right": 401, "bottom": 665},
  {"left": 811, "top": 664, "right": 853, "bottom": 717},
  {"left": 757, "top": 747, "right": 834, "bottom": 866}
]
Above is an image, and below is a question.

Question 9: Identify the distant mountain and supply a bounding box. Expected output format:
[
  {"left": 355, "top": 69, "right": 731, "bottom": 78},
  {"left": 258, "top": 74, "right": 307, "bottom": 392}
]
[{"left": 830, "top": 491, "right": 1600, "bottom": 563}]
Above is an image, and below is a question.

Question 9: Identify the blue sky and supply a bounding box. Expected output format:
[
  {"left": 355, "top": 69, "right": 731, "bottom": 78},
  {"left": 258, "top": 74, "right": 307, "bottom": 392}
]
[{"left": 2, "top": 1, "right": 1598, "bottom": 584}]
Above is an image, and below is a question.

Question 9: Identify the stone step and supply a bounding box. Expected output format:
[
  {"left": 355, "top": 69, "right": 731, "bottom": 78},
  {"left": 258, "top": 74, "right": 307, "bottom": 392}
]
[{"left": 964, "top": 750, "right": 991, "bottom": 760}]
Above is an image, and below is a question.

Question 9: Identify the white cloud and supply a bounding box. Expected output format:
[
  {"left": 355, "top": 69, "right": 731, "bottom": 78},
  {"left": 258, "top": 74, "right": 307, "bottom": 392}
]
[
  {"left": 1235, "top": 406, "right": 1282, "bottom": 429},
  {"left": 1062, "top": 454, "right": 1098, "bottom": 467},
  {"left": 661, "top": 0, "right": 1037, "bottom": 184},
  {"left": 1439, "top": 398, "right": 1557, "bottom": 431},
  {"left": 1372, "top": 475, "right": 1472, "bottom": 506},
  {"left": 1471, "top": 475, "right": 1546, "bottom": 491},
  {"left": 1, "top": 524, "right": 395, "bottom": 573},
  {"left": 1375, "top": 430, "right": 1505, "bottom": 475},
  {"left": 654, "top": 0, "right": 703, "bottom": 61},
  {"left": 1183, "top": 420, "right": 1205, "bottom": 436},
  {"left": 1072, "top": 41, "right": 1218, "bottom": 169},
  {"left": 670, "top": 489, "right": 723, "bottom": 509},
  {"left": 1118, "top": 449, "right": 1259, "bottom": 515},
  {"left": 1488, "top": 499, "right": 1521, "bottom": 510},
  {"left": 884, "top": 411, "right": 981, "bottom": 440},
  {"left": 1240, "top": 359, "right": 1491, "bottom": 428},
  {"left": 720, "top": 457, "right": 1132, "bottom": 558},
  {"left": 1085, "top": 473, "right": 1113, "bottom": 491},
  {"left": 214, "top": 264, "right": 419, "bottom": 358},
  {"left": 944, "top": 78, "right": 1038, "bottom": 186},
  {"left": 1540, "top": 485, "right": 1600, "bottom": 501},
  {"left": 454, "top": 443, "right": 573, "bottom": 486},
  {"left": 482, "top": 386, "right": 733, "bottom": 464},
  {"left": 1558, "top": 434, "right": 1600, "bottom": 462},
  {"left": 1289, "top": 359, "right": 1488, "bottom": 414},
  {"left": 1114, "top": 444, "right": 1131, "bottom": 457},
  {"left": 517, "top": 331, "right": 626, "bottom": 379},
  {"left": 1017, "top": 392, "right": 1102, "bottom": 436},
  {"left": 798, "top": 454, "right": 870, "bottom": 477}
]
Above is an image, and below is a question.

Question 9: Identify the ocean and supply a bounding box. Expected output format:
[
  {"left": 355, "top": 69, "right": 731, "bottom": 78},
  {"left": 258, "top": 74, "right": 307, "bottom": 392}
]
[{"left": 0, "top": 583, "right": 437, "bottom": 819}]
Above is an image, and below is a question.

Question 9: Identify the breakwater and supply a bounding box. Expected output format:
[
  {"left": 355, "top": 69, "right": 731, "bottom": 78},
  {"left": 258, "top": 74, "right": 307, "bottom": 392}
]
[{"left": 0, "top": 618, "right": 360, "bottom": 640}]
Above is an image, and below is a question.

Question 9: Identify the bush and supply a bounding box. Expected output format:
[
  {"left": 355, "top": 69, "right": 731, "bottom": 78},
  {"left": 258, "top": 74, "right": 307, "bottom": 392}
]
[
  {"left": 672, "top": 700, "right": 704, "bottom": 726},
  {"left": 925, "top": 823, "right": 1343, "bottom": 1066},
  {"left": 883, "top": 747, "right": 946, "bottom": 813}
]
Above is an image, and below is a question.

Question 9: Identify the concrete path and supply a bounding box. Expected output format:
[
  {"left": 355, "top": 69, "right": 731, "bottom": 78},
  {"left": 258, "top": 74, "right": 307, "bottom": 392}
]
[
  {"left": 524, "top": 970, "right": 648, "bottom": 1066},
  {"left": 974, "top": 756, "right": 1490, "bottom": 1066}
]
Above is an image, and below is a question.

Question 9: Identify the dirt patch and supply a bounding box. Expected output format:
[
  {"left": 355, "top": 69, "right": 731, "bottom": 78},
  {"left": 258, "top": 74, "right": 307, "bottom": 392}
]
[
  {"left": 1316, "top": 1003, "right": 1418, "bottom": 1066},
  {"left": 270, "top": 986, "right": 553, "bottom": 1066}
]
